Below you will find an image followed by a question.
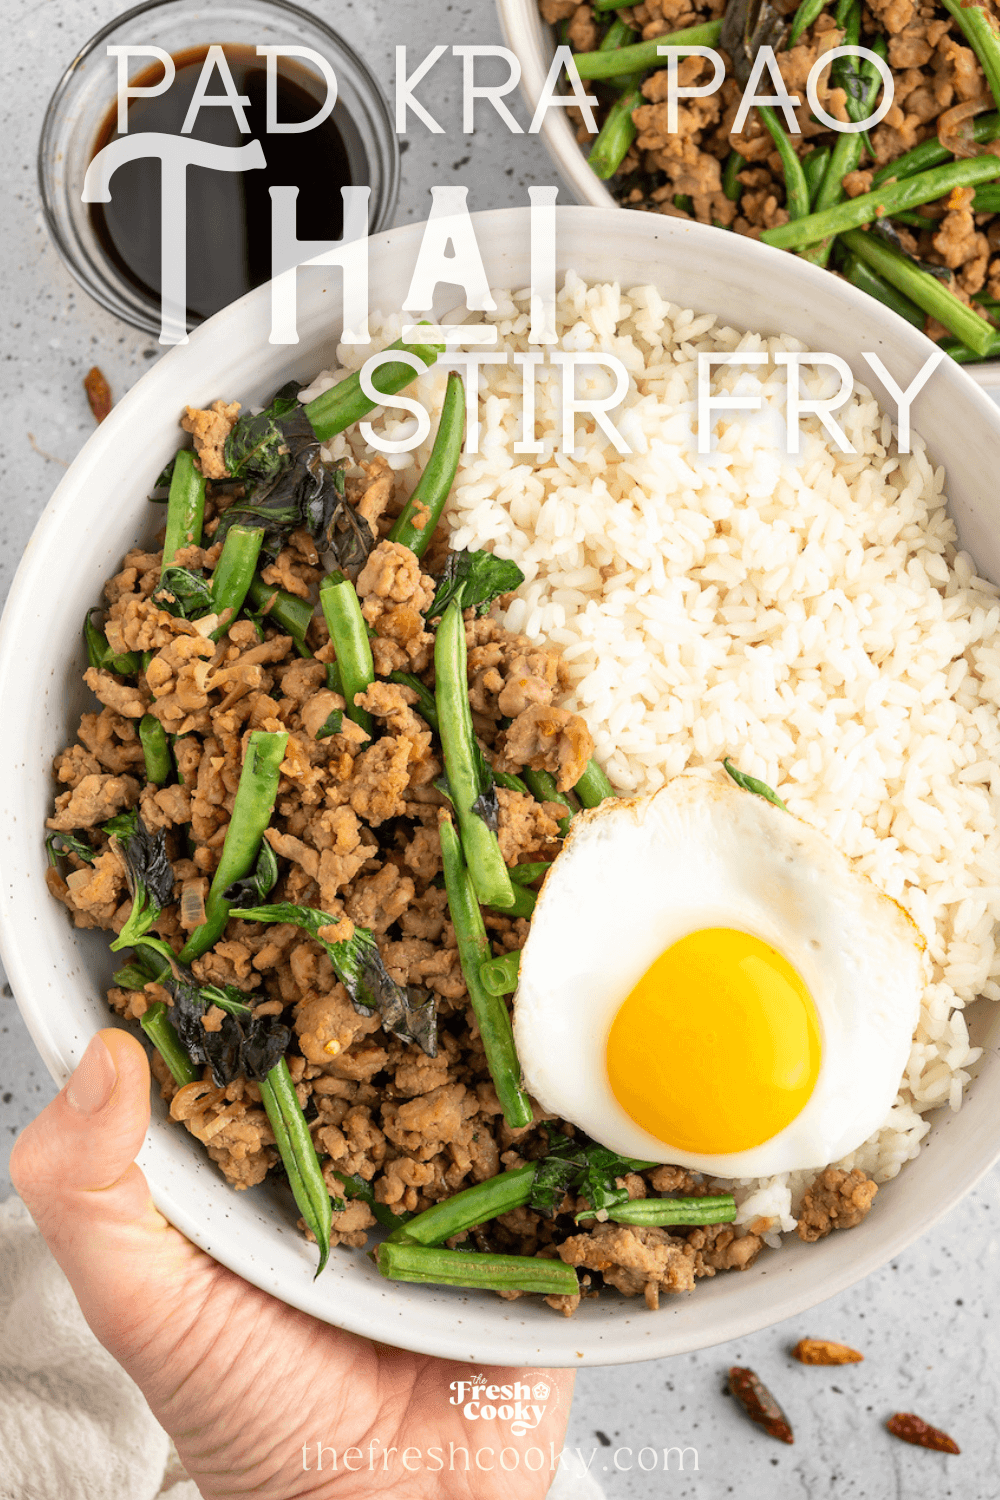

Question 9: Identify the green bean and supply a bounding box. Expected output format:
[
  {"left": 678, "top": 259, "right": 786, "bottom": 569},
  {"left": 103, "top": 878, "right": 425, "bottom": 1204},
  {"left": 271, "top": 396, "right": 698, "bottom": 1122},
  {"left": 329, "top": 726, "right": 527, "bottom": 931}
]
[
  {"left": 889, "top": 209, "right": 938, "bottom": 230},
  {"left": 387, "top": 1163, "right": 537, "bottom": 1245},
  {"left": 494, "top": 883, "right": 536, "bottom": 919},
  {"left": 674, "top": 193, "right": 695, "bottom": 215},
  {"left": 588, "top": 87, "right": 641, "bottom": 180},
  {"left": 574, "top": 18, "right": 723, "bottom": 79},
  {"left": 245, "top": 573, "right": 313, "bottom": 657},
  {"left": 522, "top": 768, "right": 577, "bottom": 837},
  {"left": 258, "top": 1057, "right": 332, "bottom": 1276},
  {"left": 208, "top": 523, "right": 265, "bottom": 640},
  {"left": 872, "top": 114, "right": 1000, "bottom": 187},
  {"left": 799, "top": 38, "right": 886, "bottom": 267},
  {"left": 139, "top": 1002, "right": 198, "bottom": 1087},
  {"left": 939, "top": 0, "right": 1000, "bottom": 114},
  {"left": 179, "top": 729, "right": 289, "bottom": 963},
  {"left": 837, "top": 250, "right": 925, "bottom": 328},
  {"left": 573, "top": 759, "right": 616, "bottom": 808},
  {"left": 937, "top": 332, "right": 1000, "bottom": 362},
  {"left": 974, "top": 184, "right": 1000, "bottom": 214},
  {"left": 319, "top": 572, "right": 375, "bottom": 737},
  {"left": 600, "top": 16, "right": 635, "bottom": 50},
  {"left": 840, "top": 228, "right": 997, "bottom": 355},
  {"left": 304, "top": 334, "right": 444, "bottom": 443},
  {"left": 788, "top": 0, "right": 830, "bottom": 46},
  {"left": 480, "top": 949, "right": 521, "bottom": 997},
  {"left": 494, "top": 769, "right": 531, "bottom": 795},
  {"left": 435, "top": 604, "right": 515, "bottom": 910},
  {"left": 138, "top": 714, "right": 172, "bottom": 786},
  {"left": 765, "top": 156, "right": 1000, "bottom": 251},
  {"left": 161, "top": 450, "right": 205, "bottom": 570},
  {"left": 833, "top": 0, "right": 853, "bottom": 24},
  {"left": 439, "top": 818, "right": 530, "bottom": 1127},
  {"left": 803, "top": 146, "right": 831, "bottom": 207},
  {"left": 83, "top": 608, "right": 139, "bottom": 677},
  {"left": 375, "top": 1240, "right": 579, "bottom": 1295},
  {"left": 600, "top": 1194, "right": 736, "bottom": 1227},
  {"left": 723, "top": 150, "right": 747, "bottom": 203},
  {"left": 510, "top": 861, "right": 550, "bottom": 885},
  {"left": 388, "top": 372, "right": 466, "bottom": 557},
  {"left": 387, "top": 670, "right": 439, "bottom": 732},
  {"left": 593, "top": 0, "right": 628, "bottom": 9},
  {"left": 112, "top": 962, "right": 152, "bottom": 990},
  {"left": 758, "top": 106, "right": 810, "bottom": 218}
]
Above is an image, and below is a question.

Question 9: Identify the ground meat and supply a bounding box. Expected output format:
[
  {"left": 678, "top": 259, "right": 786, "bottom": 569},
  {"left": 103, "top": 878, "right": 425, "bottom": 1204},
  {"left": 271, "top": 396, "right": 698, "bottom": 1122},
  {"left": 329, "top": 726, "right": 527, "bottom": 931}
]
[
  {"left": 557, "top": 1223, "right": 698, "bottom": 1305},
  {"left": 47, "top": 773, "right": 140, "bottom": 830},
  {"left": 796, "top": 1167, "right": 878, "bottom": 1241},
  {"left": 47, "top": 396, "right": 885, "bottom": 1319},
  {"left": 180, "top": 399, "right": 240, "bottom": 480},
  {"left": 499, "top": 703, "right": 595, "bottom": 792}
]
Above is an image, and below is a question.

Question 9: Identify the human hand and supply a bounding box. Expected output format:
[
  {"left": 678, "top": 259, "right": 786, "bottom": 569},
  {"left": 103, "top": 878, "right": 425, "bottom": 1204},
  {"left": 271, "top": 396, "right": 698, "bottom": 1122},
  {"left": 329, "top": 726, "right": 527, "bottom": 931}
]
[{"left": 10, "top": 1030, "right": 575, "bottom": 1499}]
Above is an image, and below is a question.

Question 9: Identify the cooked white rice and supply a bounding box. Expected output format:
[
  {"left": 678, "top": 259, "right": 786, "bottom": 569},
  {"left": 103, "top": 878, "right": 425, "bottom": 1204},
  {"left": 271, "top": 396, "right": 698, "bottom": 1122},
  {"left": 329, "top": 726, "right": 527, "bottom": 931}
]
[{"left": 300, "top": 273, "right": 1000, "bottom": 1243}]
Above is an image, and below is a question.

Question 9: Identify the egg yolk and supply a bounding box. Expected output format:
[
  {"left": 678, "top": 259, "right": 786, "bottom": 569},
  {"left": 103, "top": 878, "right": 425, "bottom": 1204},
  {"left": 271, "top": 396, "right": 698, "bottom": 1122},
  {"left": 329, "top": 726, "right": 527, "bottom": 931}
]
[{"left": 605, "top": 927, "right": 821, "bottom": 1155}]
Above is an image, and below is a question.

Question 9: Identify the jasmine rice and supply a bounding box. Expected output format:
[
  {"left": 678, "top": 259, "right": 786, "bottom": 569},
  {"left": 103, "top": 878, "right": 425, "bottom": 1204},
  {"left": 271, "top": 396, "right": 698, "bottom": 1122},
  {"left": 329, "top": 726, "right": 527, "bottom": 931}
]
[{"left": 301, "top": 272, "right": 1000, "bottom": 1243}]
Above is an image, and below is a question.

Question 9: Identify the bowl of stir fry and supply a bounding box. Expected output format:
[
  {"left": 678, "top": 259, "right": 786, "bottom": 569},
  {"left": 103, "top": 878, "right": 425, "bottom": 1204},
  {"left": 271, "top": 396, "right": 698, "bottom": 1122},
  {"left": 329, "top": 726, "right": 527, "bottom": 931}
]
[
  {"left": 497, "top": 0, "right": 1000, "bottom": 386},
  {"left": 4, "top": 207, "right": 1000, "bottom": 1366}
]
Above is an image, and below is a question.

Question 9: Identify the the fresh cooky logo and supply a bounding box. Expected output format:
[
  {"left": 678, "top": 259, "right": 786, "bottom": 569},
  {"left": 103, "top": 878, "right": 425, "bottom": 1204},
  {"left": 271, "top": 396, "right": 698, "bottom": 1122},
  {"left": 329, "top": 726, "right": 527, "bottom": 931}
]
[{"left": 449, "top": 1375, "right": 550, "bottom": 1435}]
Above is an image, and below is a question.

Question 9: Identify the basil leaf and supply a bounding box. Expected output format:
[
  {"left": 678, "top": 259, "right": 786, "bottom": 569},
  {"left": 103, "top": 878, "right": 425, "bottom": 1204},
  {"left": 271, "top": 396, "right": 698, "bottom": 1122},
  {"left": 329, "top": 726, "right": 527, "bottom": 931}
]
[
  {"left": 427, "top": 549, "right": 526, "bottom": 620},
  {"left": 223, "top": 381, "right": 303, "bottom": 483},
  {"left": 236, "top": 903, "right": 438, "bottom": 1056},
  {"left": 722, "top": 757, "right": 787, "bottom": 811},
  {"left": 154, "top": 566, "right": 215, "bottom": 620},
  {"left": 224, "top": 841, "right": 280, "bottom": 910}
]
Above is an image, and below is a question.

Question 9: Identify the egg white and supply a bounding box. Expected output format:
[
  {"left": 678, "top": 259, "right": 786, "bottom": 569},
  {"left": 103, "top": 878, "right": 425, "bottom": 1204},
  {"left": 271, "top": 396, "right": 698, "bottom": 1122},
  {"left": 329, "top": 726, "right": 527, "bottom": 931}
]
[{"left": 512, "top": 775, "right": 927, "bottom": 1177}]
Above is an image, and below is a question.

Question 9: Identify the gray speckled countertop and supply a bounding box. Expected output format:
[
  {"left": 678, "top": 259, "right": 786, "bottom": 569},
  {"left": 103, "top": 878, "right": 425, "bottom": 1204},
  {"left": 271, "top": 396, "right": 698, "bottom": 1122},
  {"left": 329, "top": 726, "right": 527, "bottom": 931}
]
[{"left": 2, "top": 3, "right": 999, "bottom": 1496}]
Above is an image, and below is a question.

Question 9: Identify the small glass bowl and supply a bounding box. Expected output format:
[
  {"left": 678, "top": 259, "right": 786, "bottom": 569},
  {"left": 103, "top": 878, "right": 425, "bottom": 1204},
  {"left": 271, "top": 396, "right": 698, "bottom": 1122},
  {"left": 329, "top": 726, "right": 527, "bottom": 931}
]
[{"left": 39, "top": 0, "right": 399, "bottom": 337}]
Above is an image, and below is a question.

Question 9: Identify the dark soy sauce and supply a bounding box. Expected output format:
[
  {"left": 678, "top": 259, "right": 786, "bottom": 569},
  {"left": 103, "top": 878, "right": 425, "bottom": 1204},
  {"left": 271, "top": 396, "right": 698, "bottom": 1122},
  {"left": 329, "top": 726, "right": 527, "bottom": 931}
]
[{"left": 90, "top": 45, "right": 361, "bottom": 323}]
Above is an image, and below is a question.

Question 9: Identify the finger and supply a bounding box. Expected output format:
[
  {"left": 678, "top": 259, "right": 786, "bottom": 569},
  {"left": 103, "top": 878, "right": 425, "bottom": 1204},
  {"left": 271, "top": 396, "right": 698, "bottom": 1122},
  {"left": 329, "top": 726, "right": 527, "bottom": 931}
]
[{"left": 9, "top": 1027, "right": 204, "bottom": 1349}]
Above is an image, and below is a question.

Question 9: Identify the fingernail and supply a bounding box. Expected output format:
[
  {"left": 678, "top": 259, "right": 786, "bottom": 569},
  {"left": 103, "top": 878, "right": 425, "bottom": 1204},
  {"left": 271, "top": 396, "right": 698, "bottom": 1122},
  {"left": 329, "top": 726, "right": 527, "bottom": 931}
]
[{"left": 66, "top": 1035, "right": 116, "bottom": 1115}]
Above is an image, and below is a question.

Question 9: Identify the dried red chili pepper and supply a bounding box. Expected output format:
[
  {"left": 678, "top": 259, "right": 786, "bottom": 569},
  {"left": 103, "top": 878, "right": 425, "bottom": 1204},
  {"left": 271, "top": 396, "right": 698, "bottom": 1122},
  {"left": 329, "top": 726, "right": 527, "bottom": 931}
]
[
  {"left": 791, "top": 1338, "right": 864, "bottom": 1365},
  {"left": 728, "top": 1366, "right": 794, "bottom": 1443},
  {"left": 886, "top": 1413, "right": 960, "bottom": 1454},
  {"left": 84, "top": 366, "right": 112, "bottom": 424}
]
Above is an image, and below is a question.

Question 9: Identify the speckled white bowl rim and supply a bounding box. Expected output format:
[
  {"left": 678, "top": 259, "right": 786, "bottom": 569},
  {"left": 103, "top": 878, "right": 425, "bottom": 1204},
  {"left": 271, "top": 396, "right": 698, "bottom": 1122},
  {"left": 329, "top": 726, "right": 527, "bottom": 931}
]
[
  {"left": 2, "top": 207, "right": 1000, "bottom": 1368},
  {"left": 494, "top": 0, "right": 1000, "bottom": 392}
]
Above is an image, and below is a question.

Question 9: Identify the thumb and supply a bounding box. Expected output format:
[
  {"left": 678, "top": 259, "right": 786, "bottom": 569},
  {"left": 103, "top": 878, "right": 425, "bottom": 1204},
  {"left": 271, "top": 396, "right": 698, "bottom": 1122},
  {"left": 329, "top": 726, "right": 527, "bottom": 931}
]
[{"left": 10, "top": 1027, "right": 205, "bottom": 1357}]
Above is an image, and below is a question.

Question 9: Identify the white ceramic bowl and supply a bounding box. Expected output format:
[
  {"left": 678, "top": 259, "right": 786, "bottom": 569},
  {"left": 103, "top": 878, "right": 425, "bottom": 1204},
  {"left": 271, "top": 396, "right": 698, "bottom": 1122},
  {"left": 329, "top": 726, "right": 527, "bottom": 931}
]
[
  {"left": 3, "top": 207, "right": 1000, "bottom": 1368},
  {"left": 494, "top": 0, "right": 1000, "bottom": 394}
]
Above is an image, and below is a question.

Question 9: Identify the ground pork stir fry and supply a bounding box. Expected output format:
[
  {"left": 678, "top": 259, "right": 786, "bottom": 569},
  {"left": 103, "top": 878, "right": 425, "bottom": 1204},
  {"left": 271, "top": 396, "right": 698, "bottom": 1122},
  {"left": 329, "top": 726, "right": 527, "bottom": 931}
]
[
  {"left": 44, "top": 376, "right": 878, "bottom": 1314},
  {"left": 547, "top": 0, "right": 1000, "bottom": 356}
]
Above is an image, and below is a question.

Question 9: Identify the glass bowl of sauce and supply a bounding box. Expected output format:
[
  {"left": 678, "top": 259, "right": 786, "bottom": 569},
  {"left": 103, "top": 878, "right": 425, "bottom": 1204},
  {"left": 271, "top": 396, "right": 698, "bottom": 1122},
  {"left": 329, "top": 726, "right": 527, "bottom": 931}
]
[{"left": 39, "top": 0, "right": 399, "bottom": 337}]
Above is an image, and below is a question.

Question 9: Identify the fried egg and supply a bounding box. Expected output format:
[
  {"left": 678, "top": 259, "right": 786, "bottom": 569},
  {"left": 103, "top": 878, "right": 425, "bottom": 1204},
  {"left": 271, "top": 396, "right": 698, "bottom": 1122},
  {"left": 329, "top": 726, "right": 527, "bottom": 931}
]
[{"left": 512, "top": 775, "right": 926, "bottom": 1177}]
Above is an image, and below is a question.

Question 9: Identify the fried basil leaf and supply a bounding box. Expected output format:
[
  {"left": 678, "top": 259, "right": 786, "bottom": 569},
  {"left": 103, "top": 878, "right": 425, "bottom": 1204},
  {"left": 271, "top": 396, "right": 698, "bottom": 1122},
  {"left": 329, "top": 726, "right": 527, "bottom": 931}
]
[
  {"left": 235, "top": 903, "right": 438, "bottom": 1056},
  {"left": 223, "top": 841, "right": 280, "bottom": 910},
  {"left": 107, "top": 810, "right": 175, "bottom": 951},
  {"left": 112, "top": 810, "right": 176, "bottom": 910},
  {"left": 720, "top": 0, "right": 789, "bottom": 89},
  {"left": 46, "top": 831, "right": 96, "bottom": 865},
  {"left": 330, "top": 1171, "right": 413, "bottom": 1231},
  {"left": 223, "top": 381, "right": 304, "bottom": 483},
  {"left": 152, "top": 456, "right": 175, "bottom": 492},
  {"left": 529, "top": 1125, "right": 655, "bottom": 1219},
  {"left": 134, "top": 940, "right": 291, "bottom": 1086},
  {"left": 154, "top": 566, "right": 215, "bottom": 620},
  {"left": 722, "top": 757, "right": 787, "bottom": 811},
  {"left": 427, "top": 549, "right": 526, "bottom": 620}
]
